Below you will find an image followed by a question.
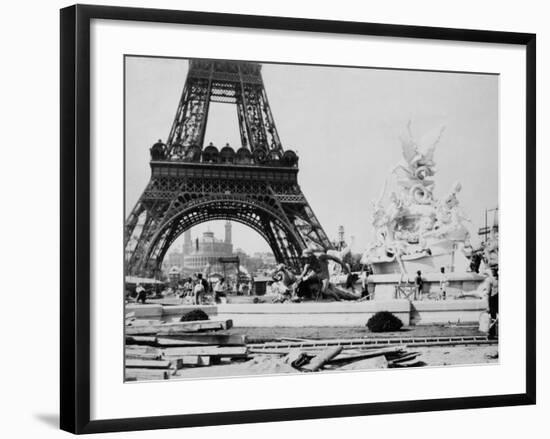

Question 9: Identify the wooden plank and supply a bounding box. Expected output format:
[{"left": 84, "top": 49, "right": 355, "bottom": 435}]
[
  {"left": 126, "top": 344, "right": 162, "bottom": 354},
  {"left": 249, "top": 349, "right": 291, "bottom": 355},
  {"left": 124, "top": 345, "right": 162, "bottom": 358},
  {"left": 125, "top": 368, "right": 170, "bottom": 381},
  {"left": 125, "top": 335, "right": 158, "bottom": 346},
  {"left": 388, "top": 353, "right": 420, "bottom": 365},
  {"left": 157, "top": 320, "right": 233, "bottom": 334},
  {"left": 126, "top": 359, "right": 172, "bottom": 369},
  {"left": 163, "top": 346, "right": 248, "bottom": 358},
  {"left": 301, "top": 347, "right": 343, "bottom": 372},
  {"left": 155, "top": 334, "right": 246, "bottom": 346},
  {"left": 126, "top": 351, "right": 164, "bottom": 361},
  {"left": 329, "top": 346, "right": 406, "bottom": 364},
  {"left": 126, "top": 319, "right": 233, "bottom": 335},
  {"left": 155, "top": 338, "right": 216, "bottom": 347},
  {"left": 126, "top": 319, "right": 162, "bottom": 327}
]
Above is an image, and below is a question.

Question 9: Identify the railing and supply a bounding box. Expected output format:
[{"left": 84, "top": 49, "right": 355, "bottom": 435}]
[{"left": 395, "top": 284, "right": 418, "bottom": 300}]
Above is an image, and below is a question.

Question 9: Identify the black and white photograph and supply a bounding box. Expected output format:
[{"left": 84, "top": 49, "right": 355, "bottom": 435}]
[
  {"left": 124, "top": 56, "right": 500, "bottom": 381},
  {"left": 0, "top": 0, "right": 544, "bottom": 436}
]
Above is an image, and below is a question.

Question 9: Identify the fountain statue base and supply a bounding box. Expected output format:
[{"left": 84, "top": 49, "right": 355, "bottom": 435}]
[
  {"left": 366, "top": 272, "right": 484, "bottom": 301},
  {"left": 370, "top": 240, "right": 471, "bottom": 275},
  {"left": 365, "top": 240, "right": 485, "bottom": 300}
]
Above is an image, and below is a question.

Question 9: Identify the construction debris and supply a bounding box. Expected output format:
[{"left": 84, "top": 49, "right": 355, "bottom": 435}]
[
  {"left": 301, "top": 346, "right": 343, "bottom": 372},
  {"left": 126, "top": 318, "right": 233, "bottom": 335},
  {"left": 125, "top": 314, "right": 428, "bottom": 381}
]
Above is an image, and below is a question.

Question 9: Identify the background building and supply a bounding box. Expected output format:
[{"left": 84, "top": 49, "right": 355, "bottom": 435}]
[
  {"left": 184, "top": 223, "right": 234, "bottom": 273},
  {"left": 163, "top": 221, "right": 278, "bottom": 279},
  {"left": 164, "top": 221, "right": 234, "bottom": 276}
]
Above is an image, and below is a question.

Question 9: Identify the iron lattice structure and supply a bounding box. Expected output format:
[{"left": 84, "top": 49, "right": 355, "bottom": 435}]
[{"left": 125, "top": 59, "right": 332, "bottom": 277}]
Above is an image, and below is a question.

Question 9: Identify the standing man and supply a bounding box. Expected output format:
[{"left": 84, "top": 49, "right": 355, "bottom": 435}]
[
  {"left": 214, "top": 277, "right": 228, "bottom": 303},
  {"left": 439, "top": 267, "right": 448, "bottom": 300},
  {"left": 135, "top": 283, "right": 147, "bottom": 304},
  {"left": 487, "top": 268, "right": 499, "bottom": 339},
  {"left": 183, "top": 277, "right": 193, "bottom": 297},
  {"left": 193, "top": 273, "right": 208, "bottom": 305},
  {"left": 415, "top": 270, "right": 424, "bottom": 300}
]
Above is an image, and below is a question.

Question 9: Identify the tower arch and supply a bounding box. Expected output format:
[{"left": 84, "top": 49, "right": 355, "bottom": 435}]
[{"left": 125, "top": 59, "right": 332, "bottom": 278}]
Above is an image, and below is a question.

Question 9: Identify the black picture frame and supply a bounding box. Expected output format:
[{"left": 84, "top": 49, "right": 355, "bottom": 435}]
[{"left": 60, "top": 4, "right": 536, "bottom": 434}]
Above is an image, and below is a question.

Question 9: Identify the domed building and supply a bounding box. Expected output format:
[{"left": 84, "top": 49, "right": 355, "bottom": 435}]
[{"left": 180, "top": 221, "right": 235, "bottom": 274}]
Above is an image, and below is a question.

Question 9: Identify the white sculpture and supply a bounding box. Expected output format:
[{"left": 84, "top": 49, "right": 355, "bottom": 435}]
[{"left": 362, "top": 122, "right": 471, "bottom": 275}]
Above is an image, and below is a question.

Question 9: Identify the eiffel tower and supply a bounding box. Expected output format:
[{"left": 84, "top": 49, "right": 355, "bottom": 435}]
[{"left": 125, "top": 59, "right": 332, "bottom": 277}]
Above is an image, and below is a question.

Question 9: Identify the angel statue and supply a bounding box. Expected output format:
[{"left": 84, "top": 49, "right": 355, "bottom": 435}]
[{"left": 393, "top": 121, "right": 446, "bottom": 204}]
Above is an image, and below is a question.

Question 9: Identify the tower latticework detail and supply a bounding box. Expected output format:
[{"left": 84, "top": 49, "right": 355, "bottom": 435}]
[{"left": 125, "top": 59, "right": 332, "bottom": 277}]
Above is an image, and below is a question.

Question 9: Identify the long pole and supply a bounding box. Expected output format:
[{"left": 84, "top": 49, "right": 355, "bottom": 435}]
[{"left": 485, "top": 209, "right": 488, "bottom": 244}]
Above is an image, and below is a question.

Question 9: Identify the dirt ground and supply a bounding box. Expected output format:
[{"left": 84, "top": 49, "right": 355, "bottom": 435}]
[
  {"left": 168, "top": 343, "right": 498, "bottom": 380},
  {"left": 414, "top": 345, "right": 498, "bottom": 366}
]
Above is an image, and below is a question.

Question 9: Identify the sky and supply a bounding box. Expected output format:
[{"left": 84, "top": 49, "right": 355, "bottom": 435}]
[{"left": 125, "top": 56, "right": 498, "bottom": 255}]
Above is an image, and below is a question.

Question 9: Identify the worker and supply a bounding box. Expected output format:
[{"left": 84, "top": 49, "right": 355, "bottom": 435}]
[
  {"left": 439, "top": 267, "right": 448, "bottom": 300},
  {"left": 486, "top": 268, "right": 499, "bottom": 339},
  {"left": 193, "top": 273, "right": 209, "bottom": 305},
  {"left": 415, "top": 270, "right": 424, "bottom": 300},
  {"left": 135, "top": 283, "right": 147, "bottom": 304},
  {"left": 298, "top": 248, "right": 359, "bottom": 301},
  {"left": 214, "top": 277, "right": 228, "bottom": 303}
]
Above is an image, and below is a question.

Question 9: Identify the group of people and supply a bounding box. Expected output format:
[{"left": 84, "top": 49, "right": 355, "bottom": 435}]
[
  {"left": 176, "top": 273, "right": 211, "bottom": 304},
  {"left": 176, "top": 275, "right": 252, "bottom": 304},
  {"left": 176, "top": 274, "right": 232, "bottom": 304},
  {"left": 412, "top": 267, "right": 449, "bottom": 300},
  {"left": 271, "top": 248, "right": 369, "bottom": 303},
  {"left": 413, "top": 266, "right": 499, "bottom": 338}
]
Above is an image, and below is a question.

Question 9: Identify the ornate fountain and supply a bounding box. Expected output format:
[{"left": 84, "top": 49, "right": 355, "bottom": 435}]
[{"left": 361, "top": 122, "right": 485, "bottom": 300}]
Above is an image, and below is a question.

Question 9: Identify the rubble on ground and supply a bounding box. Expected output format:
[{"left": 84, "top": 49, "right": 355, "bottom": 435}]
[{"left": 125, "top": 312, "right": 423, "bottom": 381}]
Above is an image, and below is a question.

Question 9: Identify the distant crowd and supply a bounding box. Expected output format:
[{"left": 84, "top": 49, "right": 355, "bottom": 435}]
[{"left": 127, "top": 273, "right": 252, "bottom": 305}]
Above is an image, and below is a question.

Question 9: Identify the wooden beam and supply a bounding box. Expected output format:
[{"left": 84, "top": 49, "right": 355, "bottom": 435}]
[
  {"left": 125, "top": 359, "right": 172, "bottom": 369},
  {"left": 163, "top": 346, "right": 248, "bottom": 358},
  {"left": 126, "top": 319, "right": 233, "bottom": 335},
  {"left": 125, "top": 368, "right": 170, "bottom": 381},
  {"left": 329, "top": 346, "right": 406, "bottom": 364},
  {"left": 155, "top": 334, "right": 246, "bottom": 346},
  {"left": 301, "top": 346, "right": 343, "bottom": 372},
  {"left": 126, "top": 351, "right": 163, "bottom": 361},
  {"left": 125, "top": 335, "right": 158, "bottom": 346}
]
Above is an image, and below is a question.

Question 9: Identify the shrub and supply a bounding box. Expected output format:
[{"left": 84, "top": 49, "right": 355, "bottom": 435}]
[
  {"left": 180, "top": 309, "right": 210, "bottom": 322},
  {"left": 366, "top": 311, "right": 403, "bottom": 332}
]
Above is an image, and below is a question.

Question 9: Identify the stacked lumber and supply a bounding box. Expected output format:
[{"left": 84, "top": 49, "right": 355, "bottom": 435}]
[
  {"left": 125, "top": 315, "right": 424, "bottom": 380},
  {"left": 125, "top": 315, "right": 247, "bottom": 381},
  {"left": 126, "top": 318, "right": 233, "bottom": 335}
]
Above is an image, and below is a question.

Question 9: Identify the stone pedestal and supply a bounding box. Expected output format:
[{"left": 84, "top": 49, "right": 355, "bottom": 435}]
[{"left": 367, "top": 272, "right": 485, "bottom": 301}]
